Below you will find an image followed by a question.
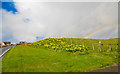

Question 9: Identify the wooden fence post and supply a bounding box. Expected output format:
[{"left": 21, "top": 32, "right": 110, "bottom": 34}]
[
  {"left": 71, "top": 40, "right": 72, "bottom": 44},
  {"left": 109, "top": 44, "right": 112, "bottom": 51},
  {"left": 116, "top": 44, "right": 118, "bottom": 49},
  {"left": 83, "top": 42, "right": 84, "bottom": 46},
  {"left": 76, "top": 41, "right": 78, "bottom": 45},
  {"left": 92, "top": 43, "right": 95, "bottom": 51},
  {"left": 99, "top": 41, "right": 101, "bottom": 51}
]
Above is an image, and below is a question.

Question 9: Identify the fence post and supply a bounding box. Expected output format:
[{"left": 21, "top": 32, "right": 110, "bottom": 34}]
[
  {"left": 92, "top": 43, "right": 95, "bottom": 51},
  {"left": 99, "top": 41, "right": 101, "bottom": 51},
  {"left": 71, "top": 40, "right": 72, "bottom": 44},
  {"left": 116, "top": 44, "right": 118, "bottom": 49},
  {"left": 109, "top": 44, "right": 112, "bottom": 51},
  {"left": 76, "top": 41, "right": 78, "bottom": 45},
  {"left": 83, "top": 42, "right": 84, "bottom": 46}
]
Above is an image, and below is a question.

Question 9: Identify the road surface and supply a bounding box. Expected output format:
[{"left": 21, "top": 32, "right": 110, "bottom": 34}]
[
  {"left": 0, "top": 45, "right": 14, "bottom": 61},
  {"left": 89, "top": 63, "right": 120, "bottom": 72}
]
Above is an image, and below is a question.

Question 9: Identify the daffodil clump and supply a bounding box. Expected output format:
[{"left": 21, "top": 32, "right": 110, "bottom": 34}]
[{"left": 28, "top": 38, "right": 88, "bottom": 53}]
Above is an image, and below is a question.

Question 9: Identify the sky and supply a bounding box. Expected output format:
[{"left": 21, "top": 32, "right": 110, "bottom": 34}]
[
  {"left": 1, "top": 2, "right": 18, "bottom": 14},
  {"left": 0, "top": 0, "right": 118, "bottom": 43}
]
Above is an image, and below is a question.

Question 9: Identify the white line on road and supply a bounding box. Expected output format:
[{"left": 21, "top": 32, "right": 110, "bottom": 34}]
[{"left": 0, "top": 47, "right": 13, "bottom": 57}]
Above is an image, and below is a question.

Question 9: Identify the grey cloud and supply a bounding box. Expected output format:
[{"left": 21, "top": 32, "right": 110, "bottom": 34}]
[{"left": 1, "top": 2, "right": 118, "bottom": 43}]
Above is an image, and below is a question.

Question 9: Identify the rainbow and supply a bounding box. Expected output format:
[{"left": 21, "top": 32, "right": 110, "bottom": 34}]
[{"left": 84, "top": 24, "right": 117, "bottom": 39}]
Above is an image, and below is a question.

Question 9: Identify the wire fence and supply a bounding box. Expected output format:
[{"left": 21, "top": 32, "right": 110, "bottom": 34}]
[{"left": 61, "top": 38, "right": 119, "bottom": 52}]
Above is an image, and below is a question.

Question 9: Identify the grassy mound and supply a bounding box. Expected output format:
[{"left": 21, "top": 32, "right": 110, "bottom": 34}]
[
  {"left": 1, "top": 38, "right": 119, "bottom": 72},
  {"left": 28, "top": 38, "right": 88, "bottom": 54}
]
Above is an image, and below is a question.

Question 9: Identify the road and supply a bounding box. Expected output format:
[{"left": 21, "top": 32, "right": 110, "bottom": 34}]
[
  {"left": 89, "top": 63, "right": 120, "bottom": 72},
  {"left": 0, "top": 45, "right": 14, "bottom": 61}
]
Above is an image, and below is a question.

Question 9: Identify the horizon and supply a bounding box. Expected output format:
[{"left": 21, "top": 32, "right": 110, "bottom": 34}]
[{"left": 1, "top": 37, "right": 119, "bottom": 44}]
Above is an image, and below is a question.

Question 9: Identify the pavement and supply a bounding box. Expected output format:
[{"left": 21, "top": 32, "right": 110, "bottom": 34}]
[
  {"left": 0, "top": 45, "right": 14, "bottom": 61},
  {"left": 89, "top": 63, "right": 120, "bottom": 72}
]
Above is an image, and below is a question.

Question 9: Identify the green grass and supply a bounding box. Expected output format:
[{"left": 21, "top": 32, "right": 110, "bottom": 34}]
[{"left": 1, "top": 38, "right": 119, "bottom": 72}]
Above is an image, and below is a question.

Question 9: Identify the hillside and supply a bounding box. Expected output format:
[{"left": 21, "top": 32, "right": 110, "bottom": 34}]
[
  {"left": 29, "top": 38, "right": 119, "bottom": 53},
  {"left": 2, "top": 38, "right": 119, "bottom": 72}
]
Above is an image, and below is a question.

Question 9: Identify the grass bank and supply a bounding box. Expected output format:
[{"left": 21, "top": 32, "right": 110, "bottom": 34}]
[{"left": 2, "top": 38, "right": 119, "bottom": 72}]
